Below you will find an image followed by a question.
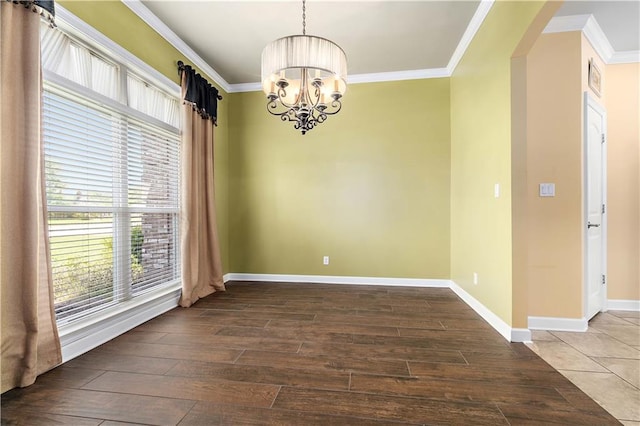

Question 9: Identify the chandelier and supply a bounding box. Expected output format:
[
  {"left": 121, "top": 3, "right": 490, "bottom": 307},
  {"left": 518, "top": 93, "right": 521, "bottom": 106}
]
[{"left": 261, "top": 0, "right": 347, "bottom": 135}]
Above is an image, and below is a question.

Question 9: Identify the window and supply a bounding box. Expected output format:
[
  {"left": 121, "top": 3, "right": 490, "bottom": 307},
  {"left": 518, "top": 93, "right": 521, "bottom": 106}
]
[{"left": 41, "top": 23, "right": 181, "bottom": 324}]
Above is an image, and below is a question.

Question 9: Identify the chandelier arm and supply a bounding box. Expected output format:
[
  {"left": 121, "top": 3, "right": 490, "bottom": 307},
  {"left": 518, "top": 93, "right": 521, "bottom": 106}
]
[
  {"left": 266, "top": 105, "right": 284, "bottom": 117},
  {"left": 279, "top": 108, "right": 302, "bottom": 123},
  {"left": 267, "top": 99, "right": 295, "bottom": 117},
  {"left": 275, "top": 86, "right": 293, "bottom": 109},
  {"left": 318, "top": 99, "right": 342, "bottom": 115},
  {"left": 310, "top": 84, "right": 322, "bottom": 109}
]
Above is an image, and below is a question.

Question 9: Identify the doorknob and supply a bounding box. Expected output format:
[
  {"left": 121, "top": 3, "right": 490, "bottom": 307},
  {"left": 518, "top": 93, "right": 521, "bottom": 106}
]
[{"left": 588, "top": 222, "right": 601, "bottom": 228}]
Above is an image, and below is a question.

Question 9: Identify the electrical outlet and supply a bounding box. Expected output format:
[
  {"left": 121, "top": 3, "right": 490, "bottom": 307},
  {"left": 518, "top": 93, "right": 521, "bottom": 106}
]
[
  {"left": 323, "top": 256, "right": 329, "bottom": 265},
  {"left": 473, "top": 272, "right": 478, "bottom": 285}
]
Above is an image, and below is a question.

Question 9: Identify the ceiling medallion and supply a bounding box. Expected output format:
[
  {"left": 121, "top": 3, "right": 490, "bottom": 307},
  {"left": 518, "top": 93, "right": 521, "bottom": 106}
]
[{"left": 261, "top": 0, "right": 347, "bottom": 135}]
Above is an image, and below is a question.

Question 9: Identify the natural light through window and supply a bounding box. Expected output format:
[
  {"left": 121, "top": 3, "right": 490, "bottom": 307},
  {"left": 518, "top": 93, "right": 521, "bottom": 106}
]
[{"left": 41, "top": 22, "right": 181, "bottom": 324}]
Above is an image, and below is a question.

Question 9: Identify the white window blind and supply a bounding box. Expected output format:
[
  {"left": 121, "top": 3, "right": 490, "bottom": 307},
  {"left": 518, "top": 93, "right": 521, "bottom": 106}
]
[{"left": 42, "top": 23, "right": 181, "bottom": 324}]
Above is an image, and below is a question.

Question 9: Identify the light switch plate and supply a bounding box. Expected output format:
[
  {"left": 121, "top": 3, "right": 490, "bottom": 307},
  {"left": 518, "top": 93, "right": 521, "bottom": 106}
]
[{"left": 539, "top": 183, "right": 555, "bottom": 197}]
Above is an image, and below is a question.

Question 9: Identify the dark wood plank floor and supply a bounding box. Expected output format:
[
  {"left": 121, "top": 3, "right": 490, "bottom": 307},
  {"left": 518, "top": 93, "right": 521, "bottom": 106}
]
[{"left": 1, "top": 282, "right": 621, "bottom": 425}]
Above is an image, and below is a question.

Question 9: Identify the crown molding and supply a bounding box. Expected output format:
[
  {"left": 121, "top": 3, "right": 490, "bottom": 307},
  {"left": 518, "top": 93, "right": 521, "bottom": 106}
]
[
  {"left": 348, "top": 68, "right": 450, "bottom": 84},
  {"left": 121, "top": 0, "right": 232, "bottom": 93},
  {"left": 543, "top": 14, "right": 639, "bottom": 64},
  {"left": 609, "top": 50, "right": 640, "bottom": 64},
  {"left": 543, "top": 14, "right": 612, "bottom": 62},
  {"left": 582, "top": 15, "right": 614, "bottom": 63},
  {"left": 447, "top": 0, "right": 494, "bottom": 74},
  {"left": 228, "top": 82, "right": 263, "bottom": 93}
]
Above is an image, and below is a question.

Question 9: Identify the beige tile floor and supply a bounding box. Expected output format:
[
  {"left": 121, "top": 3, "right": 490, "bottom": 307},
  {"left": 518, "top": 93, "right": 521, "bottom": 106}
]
[{"left": 527, "top": 310, "right": 640, "bottom": 425}]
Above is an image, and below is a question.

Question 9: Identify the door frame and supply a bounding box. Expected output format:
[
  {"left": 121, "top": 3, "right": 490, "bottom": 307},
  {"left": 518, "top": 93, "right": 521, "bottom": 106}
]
[{"left": 583, "top": 91, "right": 608, "bottom": 318}]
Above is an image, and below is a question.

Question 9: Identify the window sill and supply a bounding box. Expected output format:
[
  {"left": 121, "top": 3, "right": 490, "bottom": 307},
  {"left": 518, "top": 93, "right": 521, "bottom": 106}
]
[{"left": 57, "top": 282, "right": 181, "bottom": 363}]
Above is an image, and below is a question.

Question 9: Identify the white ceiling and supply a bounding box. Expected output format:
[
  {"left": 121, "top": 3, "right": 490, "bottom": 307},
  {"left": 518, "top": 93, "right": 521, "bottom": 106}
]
[{"left": 139, "top": 0, "right": 639, "bottom": 87}]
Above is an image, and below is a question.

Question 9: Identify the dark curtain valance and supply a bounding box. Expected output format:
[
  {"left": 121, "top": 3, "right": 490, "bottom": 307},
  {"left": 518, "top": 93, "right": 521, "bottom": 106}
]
[
  {"left": 5, "top": 0, "right": 55, "bottom": 25},
  {"left": 178, "top": 61, "right": 222, "bottom": 125}
]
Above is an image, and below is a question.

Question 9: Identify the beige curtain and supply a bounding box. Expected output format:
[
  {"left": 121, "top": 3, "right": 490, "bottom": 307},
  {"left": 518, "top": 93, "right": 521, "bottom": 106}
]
[
  {"left": 179, "top": 73, "right": 225, "bottom": 307},
  {"left": 1, "top": 1, "right": 62, "bottom": 393}
]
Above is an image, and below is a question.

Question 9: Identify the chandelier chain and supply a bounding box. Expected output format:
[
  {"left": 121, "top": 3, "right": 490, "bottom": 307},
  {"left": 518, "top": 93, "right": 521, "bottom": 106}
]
[{"left": 302, "top": 0, "right": 306, "bottom": 35}]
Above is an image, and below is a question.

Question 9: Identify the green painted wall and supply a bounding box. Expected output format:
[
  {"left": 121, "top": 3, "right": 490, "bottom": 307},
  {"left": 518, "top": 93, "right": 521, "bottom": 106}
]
[
  {"left": 450, "top": 1, "right": 545, "bottom": 325},
  {"left": 59, "top": 0, "right": 231, "bottom": 273},
  {"left": 229, "top": 79, "right": 451, "bottom": 278}
]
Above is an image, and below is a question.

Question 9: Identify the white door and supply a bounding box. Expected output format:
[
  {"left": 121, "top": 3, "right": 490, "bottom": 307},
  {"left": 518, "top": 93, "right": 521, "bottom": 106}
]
[{"left": 584, "top": 92, "right": 607, "bottom": 320}]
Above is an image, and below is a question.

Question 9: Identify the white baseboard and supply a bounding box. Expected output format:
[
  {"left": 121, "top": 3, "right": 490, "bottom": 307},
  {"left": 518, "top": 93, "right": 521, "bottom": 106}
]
[
  {"left": 226, "top": 273, "right": 450, "bottom": 288},
  {"left": 449, "top": 281, "right": 530, "bottom": 342},
  {"left": 607, "top": 299, "right": 640, "bottom": 311},
  {"left": 528, "top": 316, "right": 588, "bottom": 332},
  {"left": 526, "top": 301, "right": 639, "bottom": 331},
  {"left": 510, "top": 328, "right": 533, "bottom": 343},
  {"left": 58, "top": 285, "right": 181, "bottom": 362}
]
